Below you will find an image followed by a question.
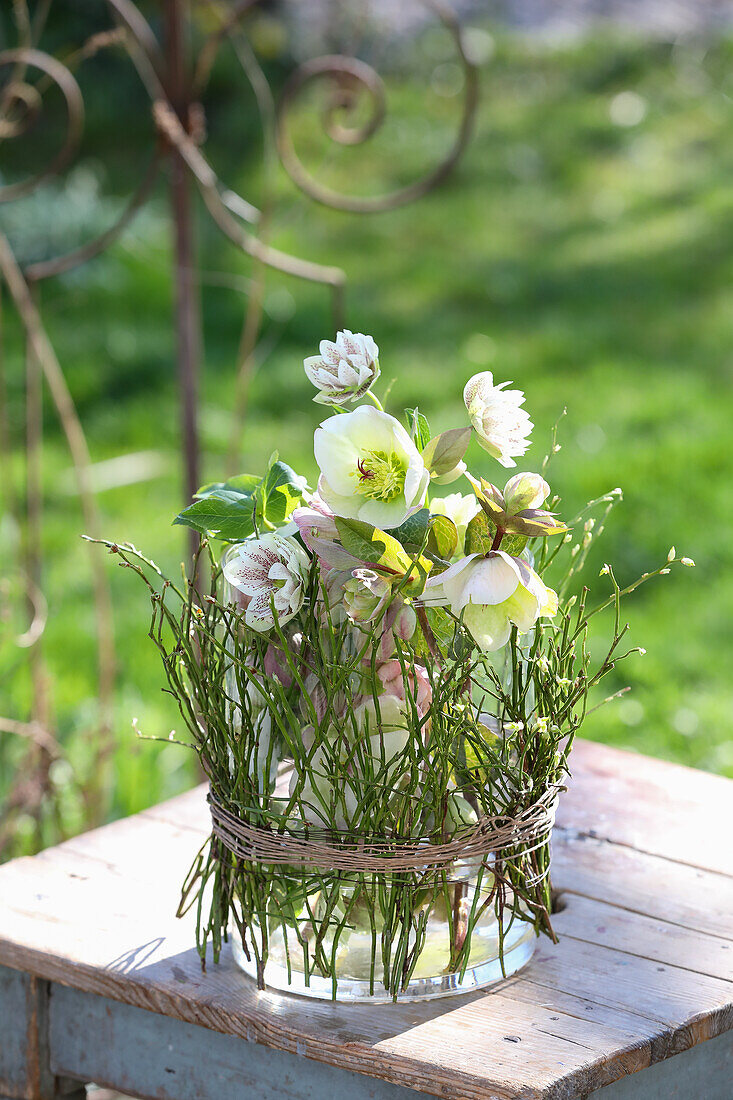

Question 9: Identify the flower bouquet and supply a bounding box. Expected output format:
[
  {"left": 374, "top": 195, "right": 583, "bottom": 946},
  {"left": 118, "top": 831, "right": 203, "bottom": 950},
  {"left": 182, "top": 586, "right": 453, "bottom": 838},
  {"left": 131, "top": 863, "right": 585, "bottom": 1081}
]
[{"left": 95, "top": 330, "right": 692, "bottom": 1002}]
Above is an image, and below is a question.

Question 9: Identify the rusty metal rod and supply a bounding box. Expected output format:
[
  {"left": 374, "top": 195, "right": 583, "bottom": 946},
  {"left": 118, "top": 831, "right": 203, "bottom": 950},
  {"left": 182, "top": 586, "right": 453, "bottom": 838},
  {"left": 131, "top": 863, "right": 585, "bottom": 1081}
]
[{"left": 165, "top": 0, "right": 201, "bottom": 564}]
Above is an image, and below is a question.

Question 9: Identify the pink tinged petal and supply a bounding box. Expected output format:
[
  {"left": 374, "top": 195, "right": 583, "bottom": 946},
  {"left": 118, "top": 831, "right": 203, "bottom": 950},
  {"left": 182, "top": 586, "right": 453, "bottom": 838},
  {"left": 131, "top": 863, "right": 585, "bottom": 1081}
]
[
  {"left": 245, "top": 591, "right": 276, "bottom": 628},
  {"left": 264, "top": 642, "right": 293, "bottom": 687},
  {"left": 304, "top": 355, "right": 329, "bottom": 386},
  {"left": 395, "top": 603, "right": 417, "bottom": 641},
  {"left": 336, "top": 359, "right": 362, "bottom": 388},
  {"left": 361, "top": 334, "right": 379, "bottom": 361},
  {"left": 376, "top": 602, "right": 400, "bottom": 661},
  {"left": 319, "top": 340, "right": 342, "bottom": 365},
  {"left": 293, "top": 505, "right": 338, "bottom": 538},
  {"left": 463, "top": 371, "right": 494, "bottom": 409},
  {"left": 303, "top": 493, "right": 335, "bottom": 518},
  {"left": 338, "top": 330, "right": 360, "bottom": 358},
  {"left": 223, "top": 556, "right": 271, "bottom": 597}
]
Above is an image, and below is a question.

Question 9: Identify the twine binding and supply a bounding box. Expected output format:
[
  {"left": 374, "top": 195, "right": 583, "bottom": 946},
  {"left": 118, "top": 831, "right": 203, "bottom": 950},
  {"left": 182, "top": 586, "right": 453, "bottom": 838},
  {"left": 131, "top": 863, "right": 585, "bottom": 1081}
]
[{"left": 208, "top": 785, "right": 561, "bottom": 874}]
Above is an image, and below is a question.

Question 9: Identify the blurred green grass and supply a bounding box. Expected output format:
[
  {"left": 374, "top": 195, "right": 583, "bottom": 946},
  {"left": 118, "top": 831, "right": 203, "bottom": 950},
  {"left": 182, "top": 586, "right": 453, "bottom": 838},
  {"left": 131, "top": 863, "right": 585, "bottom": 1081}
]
[{"left": 2, "top": 26, "right": 732, "bottom": 852}]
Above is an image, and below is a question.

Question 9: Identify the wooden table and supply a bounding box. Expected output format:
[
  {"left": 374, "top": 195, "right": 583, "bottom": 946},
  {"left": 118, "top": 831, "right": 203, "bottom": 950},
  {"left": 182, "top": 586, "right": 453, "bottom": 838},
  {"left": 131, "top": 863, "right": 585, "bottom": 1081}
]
[{"left": 0, "top": 740, "right": 731, "bottom": 1100}]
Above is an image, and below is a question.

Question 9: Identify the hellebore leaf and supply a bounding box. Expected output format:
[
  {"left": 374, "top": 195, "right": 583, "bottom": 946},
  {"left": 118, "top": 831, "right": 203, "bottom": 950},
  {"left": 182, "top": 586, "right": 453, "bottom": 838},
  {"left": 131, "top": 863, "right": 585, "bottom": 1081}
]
[
  {"left": 422, "top": 427, "right": 472, "bottom": 477},
  {"left": 404, "top": 407, "right": 432, "bottom": 451},
  {"left": 464, "top": 510, "right": 527, "bottom": 558},
  {"left": 389, "top": 508, "right": 430, "bottom": 552},
  {"left": 335, "top": 517, "right": 432, "bottom": 595},
  {"left": 259, "top": 454, "right": 308, "bottom": 527},
  {"left": 427, "top": 514, "right": 458, "bottom": 560},
  {"left": 173, "top": 491, "right": 256, "bottom": 540}
]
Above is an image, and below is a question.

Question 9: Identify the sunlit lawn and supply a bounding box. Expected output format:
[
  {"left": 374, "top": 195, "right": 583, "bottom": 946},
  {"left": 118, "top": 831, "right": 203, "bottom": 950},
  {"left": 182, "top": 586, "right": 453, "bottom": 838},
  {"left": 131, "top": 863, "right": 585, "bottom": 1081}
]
[{"left": 2, "top": 25, "right": 733, "bottom": 852}]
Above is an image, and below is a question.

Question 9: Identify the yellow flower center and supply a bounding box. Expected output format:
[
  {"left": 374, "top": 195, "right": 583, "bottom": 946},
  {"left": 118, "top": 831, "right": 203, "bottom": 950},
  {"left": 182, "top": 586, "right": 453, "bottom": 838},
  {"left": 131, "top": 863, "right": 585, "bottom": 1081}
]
[{"left": 353, "top": 449, "right": 407, "bottom": 503}]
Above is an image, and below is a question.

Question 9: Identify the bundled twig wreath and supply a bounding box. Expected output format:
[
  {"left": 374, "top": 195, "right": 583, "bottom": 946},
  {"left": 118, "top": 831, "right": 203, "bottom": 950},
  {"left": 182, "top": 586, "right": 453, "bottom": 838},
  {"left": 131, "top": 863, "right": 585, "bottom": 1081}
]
[{"left": 208, "top": 784, "right": 561, "bottom": 874}]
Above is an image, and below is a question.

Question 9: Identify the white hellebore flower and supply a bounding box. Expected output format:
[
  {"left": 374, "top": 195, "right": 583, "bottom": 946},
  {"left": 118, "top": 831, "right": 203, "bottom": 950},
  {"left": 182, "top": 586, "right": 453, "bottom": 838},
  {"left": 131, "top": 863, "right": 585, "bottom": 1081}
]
[
  {"left": 464, "top": 371, "right": 533, "bottom": 468},
  {"left": 223, "top": 533, "right": 309, "bottom": 631},
  {"left": 315, "top": 405, "right": 429, "bottom": 529},
  {"left": 423, "top": 550, "right": 557, "bottom": 651},
  {"left": 429, "top": 492, "right": 481, "bottom": 555},
  {"left": 304, "top": 330, "right": 380, "bottom": 406}
]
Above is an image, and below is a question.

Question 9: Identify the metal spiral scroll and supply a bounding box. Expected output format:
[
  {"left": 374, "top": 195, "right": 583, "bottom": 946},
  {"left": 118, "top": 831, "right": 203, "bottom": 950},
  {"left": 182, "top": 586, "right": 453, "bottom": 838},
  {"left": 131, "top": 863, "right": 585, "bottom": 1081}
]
[
  {"left": 0, "top": 35, "right": 160, "bottom": 281},
  {"left": 0, "top": 0, "right": 478, "bottom": 849},
  {"left": 0, "top": 47, "right": 84, "bottom": 205},
  {"left": 276, "top": 1, "right": 479, "bottom": 213}
]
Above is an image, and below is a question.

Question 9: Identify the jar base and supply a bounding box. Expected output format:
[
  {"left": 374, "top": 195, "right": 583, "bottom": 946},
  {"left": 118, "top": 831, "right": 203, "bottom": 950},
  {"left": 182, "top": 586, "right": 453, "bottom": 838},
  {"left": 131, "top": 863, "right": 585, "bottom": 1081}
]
[{"left": 232, "top": 920, "right": 537, "bottom": 1003}]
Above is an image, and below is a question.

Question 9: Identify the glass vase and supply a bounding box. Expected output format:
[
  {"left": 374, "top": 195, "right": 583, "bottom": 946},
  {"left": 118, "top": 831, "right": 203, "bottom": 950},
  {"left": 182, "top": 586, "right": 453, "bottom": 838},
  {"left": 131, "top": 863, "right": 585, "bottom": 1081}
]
[{"left": 230, "top": 858, "right": 537, "bottom": 1003}]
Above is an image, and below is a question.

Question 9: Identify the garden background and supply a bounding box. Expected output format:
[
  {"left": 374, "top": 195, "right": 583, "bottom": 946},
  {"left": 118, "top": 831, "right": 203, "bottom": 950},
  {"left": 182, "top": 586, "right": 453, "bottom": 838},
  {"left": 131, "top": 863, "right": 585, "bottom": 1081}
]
[{"left": 2, "top": 0, "right": 732, "bottom": 858}]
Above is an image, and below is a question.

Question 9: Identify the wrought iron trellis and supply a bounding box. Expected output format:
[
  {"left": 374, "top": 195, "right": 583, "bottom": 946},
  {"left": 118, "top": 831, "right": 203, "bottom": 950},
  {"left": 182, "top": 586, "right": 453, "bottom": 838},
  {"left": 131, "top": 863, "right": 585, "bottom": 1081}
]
[{"left": 0, "top": 0, "right": 478, "bottom": 850}]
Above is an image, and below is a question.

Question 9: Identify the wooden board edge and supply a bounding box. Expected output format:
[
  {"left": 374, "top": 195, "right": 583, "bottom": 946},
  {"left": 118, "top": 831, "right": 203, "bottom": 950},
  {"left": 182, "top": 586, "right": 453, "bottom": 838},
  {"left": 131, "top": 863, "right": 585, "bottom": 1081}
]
[{"left": 0, "top": 951, "right": 540, "bottom": 1100}]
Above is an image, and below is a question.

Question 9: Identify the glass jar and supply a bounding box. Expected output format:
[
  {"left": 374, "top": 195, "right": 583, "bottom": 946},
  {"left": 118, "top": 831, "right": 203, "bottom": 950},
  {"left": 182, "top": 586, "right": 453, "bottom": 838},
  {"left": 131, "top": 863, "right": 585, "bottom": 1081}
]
[{"left": 231, "top": 858, "right": 537, "bottom": 1002}]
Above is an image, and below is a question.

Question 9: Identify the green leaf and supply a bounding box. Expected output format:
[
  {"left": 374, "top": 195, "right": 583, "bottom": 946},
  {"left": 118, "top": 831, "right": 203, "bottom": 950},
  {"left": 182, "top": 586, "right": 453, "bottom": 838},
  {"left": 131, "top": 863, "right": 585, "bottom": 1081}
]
[
  {"left": 508, "top": 508, "right": 568, "bottom": 538},
  {"left": 260, "top": 457, "right": 307, "bottom": 527},
  {"left": 464, "top": 511, "right": 494, "bottom": 556},
  {"left": 429, "top": 607, "right": 457, "bottom": 651},
  {"left": 404, "top": 407, "right": 431, "bottom": 451},
  {"left": 412, "top": 607, "right": 455, "bottom": 660},
  {"left": 222, "top": 473, "right": 261, "bottom": 494},
  {"left": 334, "top": 517, "right": 432, "bottom": 595},
  {"left": 465, "top": 510, "right": 527, "bottom": 557},
  {"left": 173, "top": 491, "right": 256, "bottom": 540},
  {"left": 422, "top": 427, "right": 471, "bottom": 476},
  {"left": 195, "top": 473, "right": 260, "bottom": 500},
  {"left": 334, "top": 517, "right": 413, "bottom": 574},
  {"left": 498, "top": 532, "right": 529, "bottom": 556},
  {"left": 427, "top": 514, "right": 458, "bottom": 560},
  {"left": 389, "top": 508, "right": 430, "bottom": 551}
]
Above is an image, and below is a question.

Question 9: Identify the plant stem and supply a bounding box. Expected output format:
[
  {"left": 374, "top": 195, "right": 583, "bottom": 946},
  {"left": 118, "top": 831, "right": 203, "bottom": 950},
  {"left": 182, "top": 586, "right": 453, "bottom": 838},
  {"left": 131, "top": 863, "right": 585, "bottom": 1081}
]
[
  {"left": 362, "top": 390, "right": 384, "bottom": 411},
  {"left": 416, "top": 605, "right": 442, "bottom": 667}
]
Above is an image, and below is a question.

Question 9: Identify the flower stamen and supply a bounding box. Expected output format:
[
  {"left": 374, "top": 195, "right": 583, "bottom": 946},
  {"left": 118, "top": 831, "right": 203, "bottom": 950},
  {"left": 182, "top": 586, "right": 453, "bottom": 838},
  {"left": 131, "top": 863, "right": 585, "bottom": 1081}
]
[{"left": 353, "top": 449, "right": 407, "bottom": 503}]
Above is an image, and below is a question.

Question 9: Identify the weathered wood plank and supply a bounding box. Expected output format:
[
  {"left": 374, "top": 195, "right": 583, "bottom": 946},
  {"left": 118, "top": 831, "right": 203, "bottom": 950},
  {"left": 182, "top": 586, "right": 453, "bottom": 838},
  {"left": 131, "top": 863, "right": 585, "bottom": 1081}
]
[
  {"left": 530, "top": 933, "right": 732, "bottom": 1034},
  {"left": 0, "top": 846, "right": 727, "bottom": 1100},
  {"left": 588, "top": 1028, "right": 733, "bottom": 1099},
  {"left": 552, "top": 829, "right": 733, "bottom": 942},
  {"left": 48, "top": 984, "right": 419, "bottom": 1100},
  {"left": 0, "top": 898, "right": 651, "bottom": 1100},
  {"left": 550, "top": 893, "right": 733, "bottom": 981},
  {"left": 0, "top": 741, "right": 731, "bottom": 1100},
  {"left": 0, "top": 966, "right": 46, "bottom": 1100},
  {"left": 557, "top": 741, "right": 733, "bottom": 877},
  {"left": 0, "top": 965, "right": 84, "bottom": 1100}
]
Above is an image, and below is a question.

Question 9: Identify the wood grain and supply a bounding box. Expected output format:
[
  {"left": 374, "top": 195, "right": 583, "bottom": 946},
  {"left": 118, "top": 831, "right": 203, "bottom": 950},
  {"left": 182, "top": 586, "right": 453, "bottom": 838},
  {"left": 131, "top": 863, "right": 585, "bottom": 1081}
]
[
  {"left": 551, "top": 829, "right": 733, "bottom": 942},
  {"left": 557, "top": 740, "right": 733, "bottom": 876},
  {"left": 0, "top": 740, "right": 730, "bottom": 1100}
]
